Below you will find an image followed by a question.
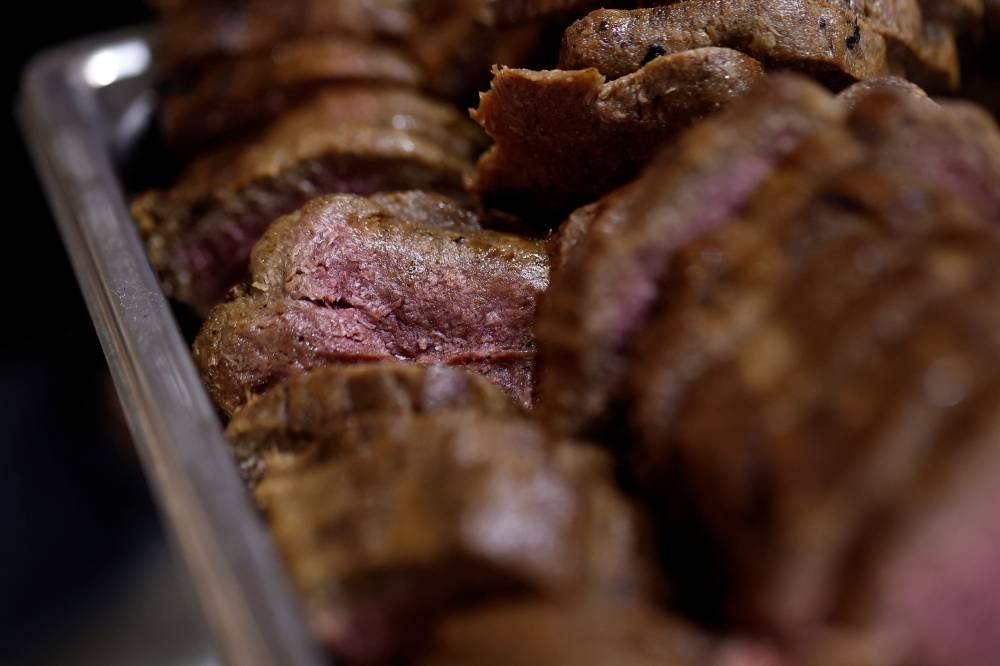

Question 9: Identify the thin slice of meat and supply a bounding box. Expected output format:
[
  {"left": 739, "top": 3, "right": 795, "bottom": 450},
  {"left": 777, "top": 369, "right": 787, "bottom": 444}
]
[
  {"left": 535, "top": 75, "right": 845, "bottom": 438},
  {"left": 226, "top": 362, "right": 520, "bottom": 484},
  {"left": 424, "top": 599, "right": 725, "bottom": 666},
  {"left": 846, "top": 88, "right": 1000, "bottom": 219},
  {"left": 472, "top": 48, "right": 763, "bottom": 215},
  {"left": 842, "top": 402, "right": 1000, "bottom": 666},
  {"left": 255, "top": 412, "right": 650, "bottom": 663},
  {"left": 559, "top": 1, "right": 888, "bottom": 85},
  {"left": 852, "top": 0, "right": 959, "bottom": 90},
  {"left": 161, "top": 36, "right": 423, "bottom": 153},
  {"left": 837, "top": 75, "right": 929, "bottom": 108},
  {"left": 157, "top": 0, "right": 543, "bottom": 104},
  {"left": 192, "top": 194, "right": 549, "bottom": 415},
  {"left": 918, "top": 0, "right": 985, "bottom": 29},
  {"left": 133, "top": 88, "right": 484, "bottom": 314},
  {"left": 629, "top": 163, "right": 1000, "bottom": 637},
  {"left": 481, "top": 0, "right": 608, "bottom": 26},
  {"left": 159, "top": 0, "right": 424, "bottom": 67}
]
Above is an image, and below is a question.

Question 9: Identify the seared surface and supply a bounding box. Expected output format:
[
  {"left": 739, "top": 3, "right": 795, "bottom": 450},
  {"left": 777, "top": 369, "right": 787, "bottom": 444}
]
[
  {"left": 560, "top": 1, "right": 889, "bottom": 85},
  {"left": 193, "top": 194, "right": 549, "bottom": 415},
  {"left": 536, "top": 76, "right": 845, "bottom": 438},
  {"left": 473, "top": 48, "right": 763, "bottom": 214},
  {"left": 255, "top": 412, "right": 648, "bottom": 663},
  {"left": 226, "top": 363, "right": 520, "bottom": 484},
  {"left": 532, "top": 73, "right": 1000, "bottom": 664},
  {"left": 423, "top": 599, "right": 717, "bottom": 666},
  {"left": 161, "top": 36, "right": 423, "bottom": 153},
  {"left": 133, "top": 88, "right": 483, "bottom": 314}
]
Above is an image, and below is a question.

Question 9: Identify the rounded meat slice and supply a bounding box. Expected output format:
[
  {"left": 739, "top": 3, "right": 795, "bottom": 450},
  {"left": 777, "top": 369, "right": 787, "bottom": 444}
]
[
  {"left": 472, "top": 47, "right": 763, "bottom": 215},
  {"left": 226, "top": 362, "right": 520, "bottom": 484},
  {"left": 559, "top": 0, "right": 888, "bottom": 85},
  {"left": 133, "top": 87, "right": 485, "bottom": 314},
  {"left": 161, "top": 36, "right": 424, "bottom": 153},
  {"left": 192, "top": 194, "right": 549, "bottom": 415}
]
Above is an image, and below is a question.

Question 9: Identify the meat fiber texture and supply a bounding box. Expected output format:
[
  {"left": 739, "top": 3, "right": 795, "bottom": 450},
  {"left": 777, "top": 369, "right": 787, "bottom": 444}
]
[
  {"left": 254, "top": 408, "right": 653, "bottom": 664},
  {"left": 535, "top": 73, "right": 1000, "bottom": 666},
  {"left": 226, "top": 362, "right": 522, "bottom": 485},
  {"left": 155, "top": 0, "right": 547, "bottom": 105},
  {"left": 472, "top": 0, "right": 966, "bottom": 214},
  {"left": 560, "top": 0, "right": 959, "bottom": 90},
  {"left": 160, "top": 35, "right": 424, "bottom": 154},
  {"left": 132, "top": 88, "right": 485, "bottom": 315},
  {"left": 192, "top": 193, "right": 549, "bottom": 416},
  {"left": 472, "top": 48, "right": 763, "bottom": 215}
]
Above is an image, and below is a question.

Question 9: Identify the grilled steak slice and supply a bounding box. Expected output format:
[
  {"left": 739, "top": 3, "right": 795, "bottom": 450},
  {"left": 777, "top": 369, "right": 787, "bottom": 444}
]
[
  {"left": 624, "top": 131, "right": 1000, "bottom": 637},
  {"left": 837, "top": 75, "right": 929, "bottom": 108},
  {"left": 472, "top": 47, "right": 763, "bottom": 215},
  {"left": 193, "top": 194, "right": 549, "bottom": 415},
  {"left": 159, "top": 0, "right": 426, "bottom": 67},
  {"left": 559, "top": 1, "right": 888, "bottom": 85},
  {"left": 850, "top": 0, "right": 959, "bottom": 90},
  {"left": 157, "top": 0, "right": 544, "bottom": 103},
  {"left": 254, "top": 412, "right": 649, "bottom": 663},
  {"left": 226, "top": 362, "right": 520, "bottom": 485},
  {"left": 842, "top": 410, "right": 1000, "bottom": 666},
  {"left": 846, "top": 89, "right": 1000, "bottom": 219},
  {"left": 424, "top": 599, "right": 737, "bottom": 666},
  {"left": 482, "top": 0, "right": 608, "bottom": 26},
  {"left": 161, "top": 36, "right": 423, "bottom": 153},
  {"left": 535, "top": 75, "right": 845, "bottom": 438},
  {"left": 133, "top": 88, "right": 484, "bottom": 314}
]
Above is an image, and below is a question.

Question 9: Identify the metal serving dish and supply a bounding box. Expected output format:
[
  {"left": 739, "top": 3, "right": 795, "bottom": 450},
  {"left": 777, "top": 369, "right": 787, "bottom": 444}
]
[{"left": 19, "top": 27, "right": 326, "bottom": 666}]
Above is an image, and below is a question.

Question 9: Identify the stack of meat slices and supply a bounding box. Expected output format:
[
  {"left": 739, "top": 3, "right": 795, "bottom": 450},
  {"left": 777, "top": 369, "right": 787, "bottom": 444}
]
[
  {"left": 227, "top": 362, "right": 782, "bottom": 665},
  {"left": 135, "top": 0, "right": 563, "bottom": 316},
  {"left": 473, "top": 0, "right": 977, "bottom": 215},
  {"left": 536, "top": 73, "right": 1000, "bottom": 666},
  {"left": 192, "top": 192, "right": 549, "bottom": 412},
  {"left": 130, "top": 2, "right": 1000, "bottom": 665}
]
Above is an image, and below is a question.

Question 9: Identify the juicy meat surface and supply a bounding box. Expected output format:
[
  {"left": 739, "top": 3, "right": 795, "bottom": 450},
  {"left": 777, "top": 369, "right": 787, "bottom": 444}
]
[
  {"left": 837, "top": 75, "right": 929, "bottom": 108},
  {"left": 159, "top": 0, "right": 432, "bottom": 67},
  {"left": 535, "top": 75, "right": 845, "bottom": 438},
  {"left": 472, "top": 48, "right": 763, "bottom": 215},
  {"left": 559, "top": 1, "right": 889, "bottom": 85},
  {"left": 161, "top": 36, "right": 423, "bottom": 153},
  {"left": 423, "top": 599, "right": 720, "bottom": 666},
  {"left": 226, "top": 362, "right": 520, "bottom": 484},
  {"left": 133, "top": 88, "right": 484, "bottom": 314},
  {"left": 192, "top": 194, "right": 549, "bottom": 415},
  {"left": 254, "top": 412, "right": 649, "bottom": 663}
]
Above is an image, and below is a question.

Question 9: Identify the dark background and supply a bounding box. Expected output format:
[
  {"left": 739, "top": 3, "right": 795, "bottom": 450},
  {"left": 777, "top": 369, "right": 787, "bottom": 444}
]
[{"left": 4, "top": 5, "right": 212, "bottom": 664}]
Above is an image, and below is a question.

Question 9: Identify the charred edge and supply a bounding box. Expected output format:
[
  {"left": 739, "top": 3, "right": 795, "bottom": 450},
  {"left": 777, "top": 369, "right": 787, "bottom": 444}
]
[
  {"left": 846, "top": 23, "right": 861, "bottom": 50},
  {"left": 643, "top": 44, "right": 668, "bottom": 65}
]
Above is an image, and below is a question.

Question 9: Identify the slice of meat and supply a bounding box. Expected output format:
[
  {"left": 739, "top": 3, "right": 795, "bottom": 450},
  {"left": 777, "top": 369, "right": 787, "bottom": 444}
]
[
  {"left": 424, "top": 599, "right": 720, "bottom": 666},
  {"left": 472, "top": 47, "right": 763, "bottom": 215},
  {"left": 255, "top": 412, "right": 650, "bottom": 663},
  {"left": 159, "top": 0, "right": 425, "bottom": 67},
  {"left": 535, "top": 75, "right": 845, "bottom": 438},
  {"left": 852, "top": 0, "right": 959, "bottom": 90},
  {"left": 157, "top": 0, "right": 544, "bottom": 104},
  {"left": 133, "top": 88, "right": 484, "bottom": 314},
  {"left": 919, "top": 0, "right": 985, "bottom": 29},
  {"left": 161, "top": 36, "right": 423, "bottom": 153},
  {"left": 192, "top": 194, "right": 549, "bottom": 415},
  {"left": 481, "top": 0, "right": 608, "bottom": 26},
  {"left": 837, "top": 75, "right": 929, "bottom": 109},
  {"left": 846, "top": 88, "right": 1000, "bottom": 219},
  {"left": 629, "top": 163, "right": 1000, "bottom": 636},
  {"left": 842, "top": 404, "right": 1000, "bottom": 666},
  {"left": 559, "top": 1, "right": 888, "bottom": 85},
  {"left": 226, "top": 362, "right": 520, "bottom": 484}
]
